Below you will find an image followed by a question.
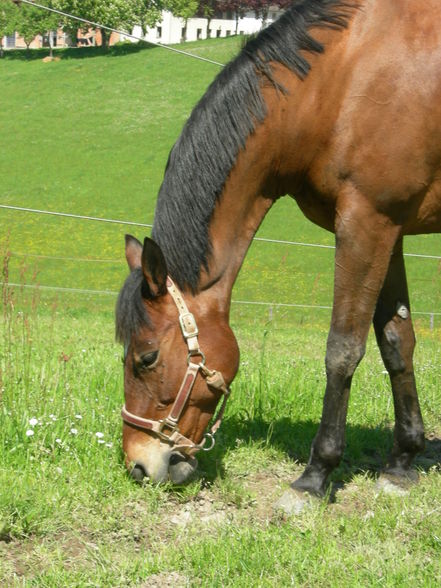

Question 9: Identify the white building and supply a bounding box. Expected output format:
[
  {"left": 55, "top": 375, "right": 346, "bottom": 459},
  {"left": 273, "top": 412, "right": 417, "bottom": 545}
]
[
  {"left": 2, "top": 7, "right": 283, "bottom": 51},
  {"left": 125, "top": 8, "right": 283, "bottom": 45}
]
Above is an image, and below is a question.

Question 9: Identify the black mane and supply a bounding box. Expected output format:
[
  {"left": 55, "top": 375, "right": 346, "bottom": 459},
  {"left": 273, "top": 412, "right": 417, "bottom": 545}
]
[
  {"left": 116, "top": 268, "right": 150, "bottom": 346},
  {"left": 117, "top": 0, "right": 355, "bottom": 344},
  {"left": 152, "top": 0, "right": 355, "bottom": 291}
]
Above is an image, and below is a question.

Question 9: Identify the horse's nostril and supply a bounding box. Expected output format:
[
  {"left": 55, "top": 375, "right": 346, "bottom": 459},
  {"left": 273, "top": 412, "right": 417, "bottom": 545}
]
[
  {"left": 169, "top": 453, "right": 184, "bottom": 467},
  {"left": 130, "top": 462, "right": 148, "bottom": 482},
  {"left": 169, "top": 453, "right": 198, "bottom": 484}
]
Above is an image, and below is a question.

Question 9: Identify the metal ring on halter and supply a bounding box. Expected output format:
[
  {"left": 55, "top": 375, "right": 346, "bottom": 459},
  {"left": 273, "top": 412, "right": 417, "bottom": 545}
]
[
  {"left": 187, "top": 350, "right": 205, "bottom": 365},
  {"left": 201, "top": 432, "right": 216, "bottom": 451}
]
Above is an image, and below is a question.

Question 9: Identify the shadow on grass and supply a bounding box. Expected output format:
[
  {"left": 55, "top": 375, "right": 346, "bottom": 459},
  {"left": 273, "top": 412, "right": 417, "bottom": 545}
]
[
  {"left": 1, "top": 42, "right": 156, "bottom": 62},
  {"left": 199, "top": 415, "right": 441, "bottom": 485}
]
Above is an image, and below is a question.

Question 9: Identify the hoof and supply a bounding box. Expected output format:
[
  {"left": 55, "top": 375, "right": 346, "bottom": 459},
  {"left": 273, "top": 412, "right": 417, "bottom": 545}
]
[
  {"left": 272, "top": 489, "right": 315, "bottom": 516},
  {"left": 383, "top": 467, "right": 419, "bottom": 483},
  {"left": 375, "top": 475, "right": 410, "bottom": 496}
]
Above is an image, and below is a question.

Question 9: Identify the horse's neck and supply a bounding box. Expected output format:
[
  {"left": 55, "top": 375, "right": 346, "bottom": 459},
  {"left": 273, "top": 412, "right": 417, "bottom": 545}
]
[
  {"left": 193, "top": 63, "right": 335, "bottom": 315},
  {"left": 195, "top": 121, "right": 282, "bottom": 315}
]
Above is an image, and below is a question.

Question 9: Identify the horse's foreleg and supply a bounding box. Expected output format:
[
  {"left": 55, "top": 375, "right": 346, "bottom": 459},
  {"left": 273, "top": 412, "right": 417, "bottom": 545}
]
[
  {"left": 373, "top": 240, "right": 425, "bottom": 481},
  {"left": 292, "top": 195, "right": 402, "bottom": 498}
]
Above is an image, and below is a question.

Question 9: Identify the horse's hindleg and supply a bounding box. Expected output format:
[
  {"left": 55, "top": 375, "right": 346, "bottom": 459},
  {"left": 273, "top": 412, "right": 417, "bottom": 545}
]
[
  {"left": 373, "top": 241, "right": 425, "bottom": 482},
  {"left": 292, "top": 196, "right": 402, "bottom": 498}
]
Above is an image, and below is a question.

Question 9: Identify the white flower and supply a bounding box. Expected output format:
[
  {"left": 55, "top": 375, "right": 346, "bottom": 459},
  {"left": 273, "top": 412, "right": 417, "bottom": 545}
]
[
  {"left": 75, "top": 415, "right": 82, "bottom": 420},
  {"left": 29, "top": 418, "right": 38, "bottom": 427},
  {"left": 55, "top": 438, "right": 62, "bottom": 444},
  {"left": 26, "top": 429, "right": 34, "bottom": 437},
  {"left": 97, "top": 439, "right": 105, "bottom": 444},
  {"left": 105, "top": 443, "right": 113, "bottom": 448},
  {"left": 95, "top": 432, "right": 104, "bottom": 439},
  {"left": 70, "top": 428, "right": 78, "bottom": 435}
]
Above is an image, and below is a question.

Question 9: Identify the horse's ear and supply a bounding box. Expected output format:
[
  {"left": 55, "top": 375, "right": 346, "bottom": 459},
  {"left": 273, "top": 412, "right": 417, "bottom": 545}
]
[
  {"left": 125, "top": 235, "right": 143, "bottom": 271},
  {"left": 141, "top": 237, "right": 168, "bottom": 297}
]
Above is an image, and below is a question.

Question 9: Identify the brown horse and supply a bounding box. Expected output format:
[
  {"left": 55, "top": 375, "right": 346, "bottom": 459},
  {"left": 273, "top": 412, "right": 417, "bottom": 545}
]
[{"left": 116, "top": 0, "right": 441, "bottom": 503}]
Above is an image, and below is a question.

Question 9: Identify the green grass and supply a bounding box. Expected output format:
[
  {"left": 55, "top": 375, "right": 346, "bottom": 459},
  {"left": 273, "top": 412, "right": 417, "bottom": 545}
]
[
  {"left": 0, "top": 40, "right": 440, "bottom": 586},
  {"left": 0, "top": 282, "right": 440, "bottom": 585},
  {"left": 1, "top": 39, "right": 440, "bottom": 317}
]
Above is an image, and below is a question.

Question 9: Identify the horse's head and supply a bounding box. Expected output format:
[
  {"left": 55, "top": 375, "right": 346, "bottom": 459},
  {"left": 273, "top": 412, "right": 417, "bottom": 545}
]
[{"left": 116, "top": 235, "right": 239, "bottom": 484}]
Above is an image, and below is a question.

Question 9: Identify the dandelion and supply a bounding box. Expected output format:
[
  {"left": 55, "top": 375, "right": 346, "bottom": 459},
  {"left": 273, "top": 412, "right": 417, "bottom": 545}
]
[
  {"left": 95, "top": 432, "right": 104, "bottom": 439},
  {"left": 29, "top": 417, "right": 38, "bottom": 427},
  {"left": 26, "top": 429, "right": 34, "bottom": 437},
  {"left": 70, "top": 428, "right": 78, "bottom": 435}
]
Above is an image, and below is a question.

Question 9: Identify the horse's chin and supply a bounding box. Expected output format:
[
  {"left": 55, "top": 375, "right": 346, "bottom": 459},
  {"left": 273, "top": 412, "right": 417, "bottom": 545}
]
[{"left": 168, "top": 453, "right": 198, "bottom": 484}]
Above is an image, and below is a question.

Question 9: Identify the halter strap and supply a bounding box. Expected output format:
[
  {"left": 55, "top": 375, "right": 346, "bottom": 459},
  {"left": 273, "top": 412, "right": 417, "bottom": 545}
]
[
  {"left": 166, "top": 277, "right": 201, "bottom": 354},
  {"left": 121, "top": 276, "right": 230, "bottom": 456}
]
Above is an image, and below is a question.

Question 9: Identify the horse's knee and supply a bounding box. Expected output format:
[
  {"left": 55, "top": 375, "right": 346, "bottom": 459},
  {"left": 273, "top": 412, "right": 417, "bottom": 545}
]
[{"left": 325, "top": 333, "right": 365, "bottom": 380}]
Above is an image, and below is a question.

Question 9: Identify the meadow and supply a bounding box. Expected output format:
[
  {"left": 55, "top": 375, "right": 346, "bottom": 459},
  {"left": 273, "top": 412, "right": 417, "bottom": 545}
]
[{"left": 0, "top": 38, "right": 440, "bottom": 586}]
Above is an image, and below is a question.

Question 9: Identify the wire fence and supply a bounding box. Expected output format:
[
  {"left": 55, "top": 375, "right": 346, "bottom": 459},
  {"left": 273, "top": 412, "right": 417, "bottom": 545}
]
[
  {"left": 2, "top": 204, "right": 440, "bottom": 260},
  {"left": 1, "top": 202, "right": 440, "bottom": 323}
]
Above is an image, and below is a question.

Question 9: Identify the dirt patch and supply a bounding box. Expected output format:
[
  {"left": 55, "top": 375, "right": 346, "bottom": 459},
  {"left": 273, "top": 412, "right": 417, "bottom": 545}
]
[
  {"left": 139, "top": 571, "right": 190, "bottom": 587},
  {"left": 2, "top": 450, "right": 439, "bottom": 582},
  {"left": 162, "top": 464, "right": 302, "bottom": 530}
]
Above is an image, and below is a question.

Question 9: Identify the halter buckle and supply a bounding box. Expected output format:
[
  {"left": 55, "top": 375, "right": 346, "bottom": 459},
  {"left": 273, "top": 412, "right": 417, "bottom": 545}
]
[
  {"left": 179, "top": 312, "right": 198, "bottom": 339},
  {"left": 201, "top": 432, "right": 216, "bottom": 452},
  {"left": 157, "top": 418, "right": 178, "bottom": 440}
]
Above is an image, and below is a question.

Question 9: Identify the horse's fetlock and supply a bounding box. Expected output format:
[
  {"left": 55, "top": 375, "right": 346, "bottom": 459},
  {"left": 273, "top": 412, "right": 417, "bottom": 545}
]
[
  {"left": 396, "top": 424, "right": 425, "bottom": 455},
  {"left": 406, "top": 428, "right": 425, "bottom": 454},
  {"left": 313, "top": 437, "right": 344, "bottom": 469}
]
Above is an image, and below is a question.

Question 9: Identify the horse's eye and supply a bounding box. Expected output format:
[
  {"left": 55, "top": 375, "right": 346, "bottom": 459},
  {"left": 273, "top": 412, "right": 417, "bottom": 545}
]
[{"left": 138, "top": 350, "right": 159, "bottom": 370}]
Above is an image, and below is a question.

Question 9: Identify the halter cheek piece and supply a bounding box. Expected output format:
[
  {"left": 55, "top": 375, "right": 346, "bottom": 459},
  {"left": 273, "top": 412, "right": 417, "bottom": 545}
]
[{"left": 121, "top": 276, "right": 230, "bottom": 457}]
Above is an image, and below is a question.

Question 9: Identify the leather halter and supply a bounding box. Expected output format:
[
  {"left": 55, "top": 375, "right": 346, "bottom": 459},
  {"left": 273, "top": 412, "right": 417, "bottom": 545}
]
[{"left": 121, "top": 276, "right": 230, "bottom": 456}]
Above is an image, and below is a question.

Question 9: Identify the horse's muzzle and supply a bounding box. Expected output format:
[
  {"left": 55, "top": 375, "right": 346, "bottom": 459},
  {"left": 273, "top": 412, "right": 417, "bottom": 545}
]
[{"left": 129, "top": 449, "right": 198, "bottom": 484}]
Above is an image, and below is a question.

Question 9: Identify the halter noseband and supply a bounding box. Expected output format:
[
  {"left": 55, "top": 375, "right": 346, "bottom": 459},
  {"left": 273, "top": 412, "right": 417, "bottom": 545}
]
[{"left": 121, "top": 276, "right": 230, "bottom": 457}]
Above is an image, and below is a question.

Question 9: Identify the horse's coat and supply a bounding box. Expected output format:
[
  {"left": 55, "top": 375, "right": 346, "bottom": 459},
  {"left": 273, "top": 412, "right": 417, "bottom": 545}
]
[{"left": 117, "top": 0, "right": 440, "bottom": 495}]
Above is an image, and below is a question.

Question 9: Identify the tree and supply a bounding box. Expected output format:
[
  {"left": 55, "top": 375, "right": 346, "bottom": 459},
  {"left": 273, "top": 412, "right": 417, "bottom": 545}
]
[
  {"left": 196, "top": 0, "right": 218, "bottom": 34},
  {"left": 14, "top": 0, "right": 60, "bottom": 53},
  {"left": 248, "top": 0, "right": 290, "bottom": 28},
  {"left": 53, "top": 0, "right": 125, "bottom": 47},
  {"left": 0, "top": 0, "right": 19, "bottom": 56},
  {"left": 216, "top": 0, "right": 289, "bottom": 34},
  {"left": 56, "top": 0, "right": 166, "bottom": 48},
  {"left": 131, "top": 0, "right": 164, "bottom": 37},
  {"left": 217, "top": 0, "right": 248, "bottom": 34},
  {"left": 165, "top": 0, "right": 198, "bottom": 40}
]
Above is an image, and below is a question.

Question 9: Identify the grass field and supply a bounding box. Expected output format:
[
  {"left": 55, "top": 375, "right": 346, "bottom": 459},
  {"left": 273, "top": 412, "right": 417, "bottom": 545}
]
[{"left": 1, "top": 39, "right": 440, "bottom": 586}]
